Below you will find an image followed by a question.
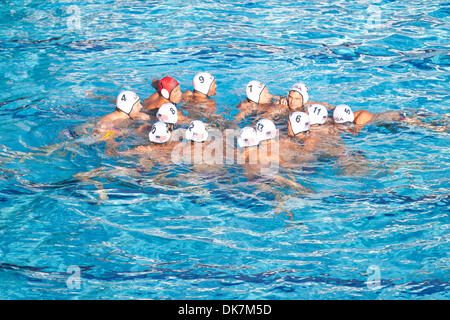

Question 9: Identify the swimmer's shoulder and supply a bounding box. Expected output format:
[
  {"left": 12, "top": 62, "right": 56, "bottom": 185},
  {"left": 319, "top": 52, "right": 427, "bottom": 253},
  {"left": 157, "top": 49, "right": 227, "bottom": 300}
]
[
  {"left": 182, "top": 90, "right": 194, "bottom": 100},
  {"left": 354, "top": 110, "right": 375, "bottom": 126},
  {"left": 143, "top": 92, "right": 160, "bottom": 110}
]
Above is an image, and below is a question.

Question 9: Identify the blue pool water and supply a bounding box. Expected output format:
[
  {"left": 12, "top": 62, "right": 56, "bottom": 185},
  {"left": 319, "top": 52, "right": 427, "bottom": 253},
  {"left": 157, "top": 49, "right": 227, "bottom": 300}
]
[{"left": 0, "top": 0, "right": 449, "bottom": 299}]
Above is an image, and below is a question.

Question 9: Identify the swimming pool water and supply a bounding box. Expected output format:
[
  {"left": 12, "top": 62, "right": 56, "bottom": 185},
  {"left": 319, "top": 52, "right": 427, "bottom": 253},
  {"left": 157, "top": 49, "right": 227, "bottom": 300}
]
[{"left": 0, "top": 0, "right": 449, "bottom": 299}]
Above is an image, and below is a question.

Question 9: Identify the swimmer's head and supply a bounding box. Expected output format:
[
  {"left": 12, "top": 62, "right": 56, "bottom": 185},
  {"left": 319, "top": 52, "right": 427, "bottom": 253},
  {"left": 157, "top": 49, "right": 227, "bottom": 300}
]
[
  {"left": 185, "top": 120, "right": 209, "bottom": 143},
  {"left": 246, "top": 80, "right": 266, "bottom": 104},
  {"left": 157, "top": 103, "right": 178, "bottom": 124},
  {"left": 237, "top": 126, "right": 259, "bottom": 148},
  {"left": 193, "top": 72, "right": 216, "bottom": 96},
  {"left": 149, "top": 121, "right": 171, "bottom": 144},
  {"left": 333, "top": 104, "right": 354, "bottom": 124},
  {"left": 116, "top": 91, "right": 141, "bottom": 115},
  {"left": 288, "top": 83, "right": 309, "bottom": 110},
  {"left": 308, "top": 104, "right": 328, "bottom": 126},
  {"left": 158, "top": 76, "right": 182, "bottom": 104},
  {"left": 255, "top": 118, "right": 277, "bottom": 142},
  {"left": 288, "top": 111, "right": 310, "bottom": 137}
]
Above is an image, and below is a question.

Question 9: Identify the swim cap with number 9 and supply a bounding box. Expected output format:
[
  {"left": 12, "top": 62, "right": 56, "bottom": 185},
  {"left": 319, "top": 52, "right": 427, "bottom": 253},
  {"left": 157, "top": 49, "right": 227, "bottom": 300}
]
[{"left": 193, "top": 72, "right": 215, "bottom": 96}]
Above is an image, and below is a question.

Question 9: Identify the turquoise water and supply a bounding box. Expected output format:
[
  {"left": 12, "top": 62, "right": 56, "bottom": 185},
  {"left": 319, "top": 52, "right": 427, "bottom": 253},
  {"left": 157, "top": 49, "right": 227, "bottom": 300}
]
[{"left": 0, "top": 0, "right": 449, "bottom": 299}]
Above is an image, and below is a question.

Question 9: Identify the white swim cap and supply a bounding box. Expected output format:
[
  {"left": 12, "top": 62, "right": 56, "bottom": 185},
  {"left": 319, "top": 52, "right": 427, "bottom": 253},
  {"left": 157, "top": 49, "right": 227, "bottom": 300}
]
[
  {"left": 289, "top": 111, "right": 311, "bottom": 135},
  {"left": 185, "top": 120, "right": 209, "bottom": 142},
  {"left": 157, "top": 103, "right": 178, "bottom": 124},
  {"left": 308, "top": 104, "right": 328, "bottom": 125},
  {"left": 289, "top": 82, "right": 309, "bottom": 105},
  {"left": 193, "top": 72, "right": 215, "bottom": 96},
  {"left": 149, "top": 121, "right": 171, "bottom": 144},
  {"left": 246, "top": 80, "right": 266, "bottom": 104},
  {"left": 333, "top": 104, "right": 354, "bottom": 123},
  {"left": 255, "top": 118, "right": 277, "bottom": 142},
  {"left": 116, "top": 91, "right": 140, "bottom": 115},
  {"left": 237, "top": 126, "right": 259, "bottom": 148}
]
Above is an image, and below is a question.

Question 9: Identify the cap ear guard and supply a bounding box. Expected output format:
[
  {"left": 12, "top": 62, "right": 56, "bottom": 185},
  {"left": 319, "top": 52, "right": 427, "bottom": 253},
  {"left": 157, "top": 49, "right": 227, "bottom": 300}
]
[{"left": 160, "top": 88, "right": 170, "bottom": 99}]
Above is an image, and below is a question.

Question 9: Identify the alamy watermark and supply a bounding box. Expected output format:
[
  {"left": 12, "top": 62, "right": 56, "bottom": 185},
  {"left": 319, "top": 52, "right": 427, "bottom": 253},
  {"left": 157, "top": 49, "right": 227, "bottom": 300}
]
[
  {"left": 59, "top": 264, "right": 82, "bottom": 290},
  {"left": 365, "top": 265, "right": 381, "bottom": 290}
]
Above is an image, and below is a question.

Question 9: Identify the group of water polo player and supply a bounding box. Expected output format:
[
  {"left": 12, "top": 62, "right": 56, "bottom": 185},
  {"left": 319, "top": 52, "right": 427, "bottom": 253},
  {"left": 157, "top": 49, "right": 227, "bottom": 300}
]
[{"left": 93, "top": 72, "right": 421, "bottom": 175}]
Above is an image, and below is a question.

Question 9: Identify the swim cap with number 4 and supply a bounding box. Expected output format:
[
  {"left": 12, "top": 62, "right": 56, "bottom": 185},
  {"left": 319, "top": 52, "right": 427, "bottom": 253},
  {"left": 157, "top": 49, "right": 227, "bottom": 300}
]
[
  {"left": 289, "top": 111, "right": 310, "bottom": 135},
  {"left": 149, "top": 121, "right": 171, "bottom": 144},
  {"left": 246, "top": 80, "right": 266, "bottom": 104},
  {"left": 157, "top": 103, "right": 178, "bottom": 124},
  {"left": 193, "top": 72, "right": 215, "bottom": 96},
  {"left": 308, "top": 104, "right": 328, "bottom": 125},
  {"left": 333, "top": 104, "right": 354, "bottom": 123},
  {"left": 116, "top": 91, "right": 140, "bottom": 115}
]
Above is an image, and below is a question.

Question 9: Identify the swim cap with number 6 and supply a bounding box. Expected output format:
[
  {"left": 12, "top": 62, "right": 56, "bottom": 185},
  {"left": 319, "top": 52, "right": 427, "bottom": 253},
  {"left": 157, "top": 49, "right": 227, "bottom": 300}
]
[{"left": 289, "top": 111, "right": 310, "bottom": 135}]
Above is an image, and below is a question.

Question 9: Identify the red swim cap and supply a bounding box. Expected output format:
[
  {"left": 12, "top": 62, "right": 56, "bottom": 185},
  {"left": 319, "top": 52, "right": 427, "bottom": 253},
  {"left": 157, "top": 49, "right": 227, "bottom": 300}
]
[{"left": 158, "top": 77, "right": 179, "bottom": 99}]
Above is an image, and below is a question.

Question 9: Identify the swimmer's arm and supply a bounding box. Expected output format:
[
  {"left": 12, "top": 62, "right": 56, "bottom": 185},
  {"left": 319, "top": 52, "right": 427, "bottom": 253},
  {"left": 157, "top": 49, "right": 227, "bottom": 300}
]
[
  {"left": 182, "top": 90, "right": 193, "bottom": 101},
  {"left": 272, "top": 174, "right": 315, "bottom": 194},
  {"left": 85, "top": 91, "right": 115, "bottom": 104},
  {"left": 151, "top": 78, "right": 160, "bottom": 91},
  {"left": 143, "top": 92, "right": 161, "bottom": 110},
  {"left": 234, "top": 102, "right": 256, "bottom": 122},
  {"left": 259, "top": 106, "right": 287, "bottom": 121}
]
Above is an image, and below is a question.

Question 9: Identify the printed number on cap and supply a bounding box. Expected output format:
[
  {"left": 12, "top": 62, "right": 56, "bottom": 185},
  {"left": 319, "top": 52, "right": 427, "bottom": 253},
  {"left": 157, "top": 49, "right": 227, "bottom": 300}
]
[
  {"left": 345, "top": 108, "right": 350, "bottom": 114},
  {"left": 257, "top": 123, "right": 264, "bottom": 132},
  {"left": 151, "top": 126, "right": 156, "bottom": 134},
  {"left": 199, "top": 76, "right": 204, "bottom": 83},
  {"left": 121, "top": 94, "right": 126, "bottom": 101},
  {"left": 313, "top": 107, "right": 321, "bottom": 115},
  {"left": 170, "top": 107, "right": 175, "bottom": 115},
  {"left": 248, "top": 85, "right": 252, "bottom": 92},
  {"left": 188, "top": 122, "right": 194, "bottom": 131},
  {"left": 296, "top": 115, "right": 301, "bottom": 123}
]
